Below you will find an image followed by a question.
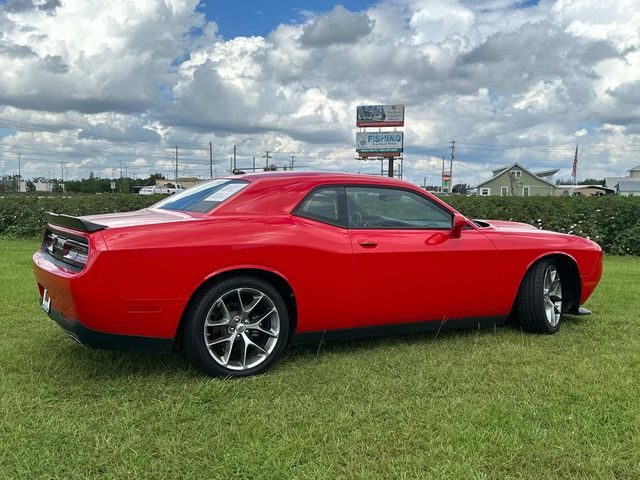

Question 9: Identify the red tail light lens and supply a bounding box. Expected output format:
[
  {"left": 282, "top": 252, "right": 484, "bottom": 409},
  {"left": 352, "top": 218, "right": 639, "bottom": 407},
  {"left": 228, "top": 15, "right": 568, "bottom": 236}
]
[{"left": 61, "top": 241, "right": 89, "bottom": 266}]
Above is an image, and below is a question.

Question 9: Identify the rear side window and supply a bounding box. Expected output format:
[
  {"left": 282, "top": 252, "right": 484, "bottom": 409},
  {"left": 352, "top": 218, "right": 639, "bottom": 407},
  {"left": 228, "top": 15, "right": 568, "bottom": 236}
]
[
  {"left": 154, "top": 179, "right": 248, "bottom": 213},
  {"left": 295, "top": 187, "right": 346, "bottom": 227}
]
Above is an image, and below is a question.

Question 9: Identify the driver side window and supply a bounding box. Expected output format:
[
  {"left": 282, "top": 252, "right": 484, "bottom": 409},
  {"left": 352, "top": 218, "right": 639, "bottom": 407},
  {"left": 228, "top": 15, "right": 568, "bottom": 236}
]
[{"left": 347, "top": 187, "right": 452, "bottom": 229}]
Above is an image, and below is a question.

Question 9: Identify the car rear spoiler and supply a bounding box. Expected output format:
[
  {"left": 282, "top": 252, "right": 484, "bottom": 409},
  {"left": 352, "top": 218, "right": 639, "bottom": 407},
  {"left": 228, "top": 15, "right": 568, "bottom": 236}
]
[{"left": 45, "top": 212, "right": 107, "bottom": 233}]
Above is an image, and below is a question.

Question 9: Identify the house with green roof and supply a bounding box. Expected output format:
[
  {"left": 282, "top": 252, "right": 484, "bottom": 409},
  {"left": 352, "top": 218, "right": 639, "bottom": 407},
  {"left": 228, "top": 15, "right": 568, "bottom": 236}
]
[{"left": 476, "top": 163, "right": 557, "bottom": 196}]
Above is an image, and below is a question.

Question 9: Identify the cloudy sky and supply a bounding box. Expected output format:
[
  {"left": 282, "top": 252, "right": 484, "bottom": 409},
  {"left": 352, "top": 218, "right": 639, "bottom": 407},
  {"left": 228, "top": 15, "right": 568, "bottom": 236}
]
[{"left": 0, "top": 0, "right": 639, "bottom": 187}]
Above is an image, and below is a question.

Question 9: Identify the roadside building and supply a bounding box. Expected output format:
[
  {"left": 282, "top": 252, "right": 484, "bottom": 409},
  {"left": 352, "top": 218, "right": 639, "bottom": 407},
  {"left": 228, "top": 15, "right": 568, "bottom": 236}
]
[
  {"left": 616, "top": 180, "right": 640, "bottom": 196},
  {"left": 554, "top": 185, "right": 615, "bottom": 196},
  {"left": 604, "top": 165, "right": 640, "bottom": 192},
  {"left": 476, "top": 163, "right": 557, "bottom": 196}
]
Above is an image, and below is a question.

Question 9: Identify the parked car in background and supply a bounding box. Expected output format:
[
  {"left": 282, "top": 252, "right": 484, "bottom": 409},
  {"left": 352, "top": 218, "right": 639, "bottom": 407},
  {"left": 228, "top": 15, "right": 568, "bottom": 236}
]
[
  {"left": 33, "top": 172, "right": 603, "bottom": 377},
  {"left": 139, "top": 184, "right": 185, "bottom": 195},
  {"left": 138, "top": 186, "right": 157, "bottom": 195}
]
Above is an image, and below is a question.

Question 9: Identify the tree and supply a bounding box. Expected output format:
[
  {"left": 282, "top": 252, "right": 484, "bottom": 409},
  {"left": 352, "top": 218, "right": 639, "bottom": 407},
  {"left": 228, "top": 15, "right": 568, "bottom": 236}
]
[
  {"left": 556, "top": 178, "right": 604, "bottom": 186},
  {"left": 579, "top": 178, "right": 604, "bottom": 186},
  {"left": 145, "top": 172, "right": 165, "bottom": 186},
  {"left": 452, "top": 183, "right": 469, "bottom": 194},
  {"left": 26, "top": 180, "right": 36, "bottom": 192}
]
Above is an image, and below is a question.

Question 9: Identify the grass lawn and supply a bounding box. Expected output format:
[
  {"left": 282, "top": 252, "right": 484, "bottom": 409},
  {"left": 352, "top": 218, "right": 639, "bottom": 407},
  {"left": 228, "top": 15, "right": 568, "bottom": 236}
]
[{"left": 1, "top": 238, "right": 639, "bottom": 479}]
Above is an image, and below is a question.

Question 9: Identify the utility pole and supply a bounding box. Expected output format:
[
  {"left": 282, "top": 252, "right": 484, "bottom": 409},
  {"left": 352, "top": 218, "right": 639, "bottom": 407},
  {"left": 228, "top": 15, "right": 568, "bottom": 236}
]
[
  {"left": 209, "top": 142, "right": 213, "bottom": 178},
  {"left": 449, "top": 141, "right": 455, "bottom": 193},
  {"left": 60, "top": 162, "right": 65, "bottom": 193},
  {"left": 262, "top": 150, "right": 272, "bottom": 169},
  {"left": 232, "top": 139, "right": 250, "bottom": 172},
  {"left": 175, "top": 146, "right": 179, "bottom": 186},
  {"left": 252, "top": 156, "right": 256, "bottom": 172},
  {"left": 233, "top": 144, "right": 237, "bottom": 172},
  {"left": 290, "top": 155, "right": 295, "bottom": 171},
  {"left": 441, "top": 155, "right": 445, "bottom": 192}
]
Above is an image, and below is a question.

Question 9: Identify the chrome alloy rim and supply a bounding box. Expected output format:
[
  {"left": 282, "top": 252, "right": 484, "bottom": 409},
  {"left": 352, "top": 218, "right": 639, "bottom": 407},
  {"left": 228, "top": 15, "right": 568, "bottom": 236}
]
[
  {"left": 203, "top": 288, "right": 280, "bottom": 370},
  {"left": 543, "top": 266, "right": 562, "bottom": 327}
]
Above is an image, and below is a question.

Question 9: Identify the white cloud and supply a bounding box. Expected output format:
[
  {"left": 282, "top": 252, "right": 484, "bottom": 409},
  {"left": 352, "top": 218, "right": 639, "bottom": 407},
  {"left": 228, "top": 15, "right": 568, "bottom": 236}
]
[{"left": 1, "top": 0, "right": 639, "bottom": 186}]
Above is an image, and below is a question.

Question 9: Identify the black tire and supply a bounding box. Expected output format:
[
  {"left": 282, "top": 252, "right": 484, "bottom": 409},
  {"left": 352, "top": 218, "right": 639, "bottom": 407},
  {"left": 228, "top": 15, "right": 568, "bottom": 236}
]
[
  {"left": 516, "top": 259, "right": 563, "bottom": 334},
  {"left": 183, "top": 276, "right": 290, "bottom": 377}
]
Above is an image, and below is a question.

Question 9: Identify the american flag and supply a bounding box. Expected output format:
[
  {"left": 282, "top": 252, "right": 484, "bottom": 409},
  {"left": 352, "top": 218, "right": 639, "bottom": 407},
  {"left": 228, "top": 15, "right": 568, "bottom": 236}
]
[{"left": 572, "top": 143, "right": 578, "bottom": 181}]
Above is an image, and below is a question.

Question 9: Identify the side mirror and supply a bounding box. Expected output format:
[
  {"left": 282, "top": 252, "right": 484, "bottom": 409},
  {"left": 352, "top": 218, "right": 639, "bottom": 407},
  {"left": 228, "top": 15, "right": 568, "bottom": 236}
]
[{"left": 451, "top": 213, "right": 468, "bottom": 238}]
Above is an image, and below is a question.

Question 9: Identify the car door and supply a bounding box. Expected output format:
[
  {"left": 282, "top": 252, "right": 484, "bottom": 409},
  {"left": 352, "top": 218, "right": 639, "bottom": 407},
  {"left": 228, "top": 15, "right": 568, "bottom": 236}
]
[
  {"left": 346, "top": 185, "right": 498, "bottom": 327},
  {"left": 291, "top": 186, "right": 355, "bottom": 333}
]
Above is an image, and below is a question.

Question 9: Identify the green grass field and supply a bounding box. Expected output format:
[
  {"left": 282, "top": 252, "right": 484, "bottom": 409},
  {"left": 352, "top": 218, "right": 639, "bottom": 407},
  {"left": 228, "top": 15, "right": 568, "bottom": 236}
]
[{"left": 1, "top": 238, "right": 639, "bottom": 479}]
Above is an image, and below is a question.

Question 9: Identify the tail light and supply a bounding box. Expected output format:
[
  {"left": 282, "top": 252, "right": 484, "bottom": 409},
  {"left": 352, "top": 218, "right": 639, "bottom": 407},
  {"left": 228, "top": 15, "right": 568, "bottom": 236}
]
[{"left": 43, "top": 230, "right": 89, "bottom": 270}]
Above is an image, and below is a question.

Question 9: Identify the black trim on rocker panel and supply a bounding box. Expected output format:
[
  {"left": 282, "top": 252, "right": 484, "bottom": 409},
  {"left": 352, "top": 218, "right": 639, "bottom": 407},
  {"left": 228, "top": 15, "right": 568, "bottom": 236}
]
[{"left": 291, "top": 316, "right": 506, "bottom": 345}]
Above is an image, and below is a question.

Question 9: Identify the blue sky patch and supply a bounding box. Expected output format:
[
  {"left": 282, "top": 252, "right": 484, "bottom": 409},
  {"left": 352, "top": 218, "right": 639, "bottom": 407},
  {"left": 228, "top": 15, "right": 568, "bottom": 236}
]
[{"left": 200, "top": 0, "right": 375, "bottom": 38}]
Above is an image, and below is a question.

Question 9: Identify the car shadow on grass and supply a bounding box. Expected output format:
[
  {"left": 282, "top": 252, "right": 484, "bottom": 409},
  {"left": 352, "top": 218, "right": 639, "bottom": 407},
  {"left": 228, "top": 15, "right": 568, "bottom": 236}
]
[
  {"left": 283, "top": 323, "right": 504, "bottom": 362},
  {"left": 37, "top": 314, "right": 591, "bottom": 379},
  {"left": 39, "top": 334, "right": 195, "bottom": 380}
]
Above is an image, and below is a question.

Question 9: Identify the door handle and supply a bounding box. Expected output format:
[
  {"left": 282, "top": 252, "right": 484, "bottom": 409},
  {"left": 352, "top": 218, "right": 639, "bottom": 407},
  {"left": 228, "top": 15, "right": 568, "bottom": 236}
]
[{"left": 358, "top": 240, "right": 378, "bottom": 248}]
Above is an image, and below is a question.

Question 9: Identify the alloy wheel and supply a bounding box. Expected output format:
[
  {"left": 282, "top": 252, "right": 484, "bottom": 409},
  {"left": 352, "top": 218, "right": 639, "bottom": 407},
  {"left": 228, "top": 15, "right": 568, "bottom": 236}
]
[
  {"left": 203, "top": 287, "right": 280, "bottom": 370},
  {"left": 543, "top": 265, "right": 562, "bottom": 326}
]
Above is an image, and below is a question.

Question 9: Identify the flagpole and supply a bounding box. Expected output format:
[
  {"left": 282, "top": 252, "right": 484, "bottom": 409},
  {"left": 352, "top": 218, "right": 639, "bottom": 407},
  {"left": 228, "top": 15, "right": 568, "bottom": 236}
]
[{"left": 572, "top": 143, "right": 578, "bottom": 186}]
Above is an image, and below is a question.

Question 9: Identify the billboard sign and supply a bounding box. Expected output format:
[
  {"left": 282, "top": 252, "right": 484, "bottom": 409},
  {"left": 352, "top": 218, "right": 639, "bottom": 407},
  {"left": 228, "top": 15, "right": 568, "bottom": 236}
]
[
  {"left": 356, "top": 132, "right": 403, "bottom": 156},
  {"left": 356, "top": 104, "right": 404, "bottom": 127}
]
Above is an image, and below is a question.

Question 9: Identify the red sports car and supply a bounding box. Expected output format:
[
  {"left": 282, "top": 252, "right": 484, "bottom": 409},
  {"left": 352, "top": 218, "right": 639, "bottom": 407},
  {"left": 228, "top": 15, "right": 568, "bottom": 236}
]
[{"left": 33, "top": 172, "right": 603, "bottom": 377}]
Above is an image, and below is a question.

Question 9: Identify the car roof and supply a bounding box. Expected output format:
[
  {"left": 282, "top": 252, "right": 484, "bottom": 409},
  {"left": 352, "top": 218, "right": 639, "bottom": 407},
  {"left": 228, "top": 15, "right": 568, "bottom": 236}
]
[
  {"left": 222, "top": 171, "right": 413, "bottom": 188},
  {"left": 213, "top": 171, "right": 456, "bottom": 217}
]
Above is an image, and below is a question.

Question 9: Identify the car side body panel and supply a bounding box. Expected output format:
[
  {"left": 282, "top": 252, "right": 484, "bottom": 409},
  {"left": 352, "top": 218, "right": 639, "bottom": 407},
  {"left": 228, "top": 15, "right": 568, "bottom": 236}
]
[
  {"left": 480, "top": 228, "right": 602, "bottom": 312},
  {"left": 349, "top": 228, "right": 500, "bottom": 325},
  {"left": 32, "top": 172, "right": 603, "bottom": 349}
]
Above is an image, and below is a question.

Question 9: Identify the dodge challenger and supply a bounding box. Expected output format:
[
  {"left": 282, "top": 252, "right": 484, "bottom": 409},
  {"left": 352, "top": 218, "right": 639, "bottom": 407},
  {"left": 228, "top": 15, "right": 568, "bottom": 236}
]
[{"left": 32, "top": 172, "right": 603, "bottom": 377}]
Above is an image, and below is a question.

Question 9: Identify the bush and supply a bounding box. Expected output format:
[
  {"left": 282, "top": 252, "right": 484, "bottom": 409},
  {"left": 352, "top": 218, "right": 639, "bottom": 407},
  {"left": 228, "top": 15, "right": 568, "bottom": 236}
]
[
  {"left": 443, "top": 196, "right": 640, "bottom": 255},
  {"left": 0, "top": 193, "right": 161, "bottom": 238},
  {"left": 1, "top": 193, "right": 639, "bottom": 255}
]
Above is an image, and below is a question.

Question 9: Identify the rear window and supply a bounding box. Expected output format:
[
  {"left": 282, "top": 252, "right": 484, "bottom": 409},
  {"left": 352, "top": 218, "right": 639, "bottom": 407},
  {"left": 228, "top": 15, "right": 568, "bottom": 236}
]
[{"left": 153, "top": 179, "right": 249, "bottom": 213}]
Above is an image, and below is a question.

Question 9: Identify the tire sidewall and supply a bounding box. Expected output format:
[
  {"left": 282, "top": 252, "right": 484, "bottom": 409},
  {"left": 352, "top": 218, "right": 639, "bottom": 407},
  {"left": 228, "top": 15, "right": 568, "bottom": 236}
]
[{"left": 185, "top": 276, "right": 290, "bottom": 377}]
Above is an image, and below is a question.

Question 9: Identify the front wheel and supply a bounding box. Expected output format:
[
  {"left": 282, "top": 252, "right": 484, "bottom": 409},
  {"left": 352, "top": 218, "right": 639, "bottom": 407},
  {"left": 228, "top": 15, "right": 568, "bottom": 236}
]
[
  {"left": 516, "top": 259, "right": 563, "bottom": 334},
  {"left": 183, "top": 276, "right": 290, "bottom": 377}
]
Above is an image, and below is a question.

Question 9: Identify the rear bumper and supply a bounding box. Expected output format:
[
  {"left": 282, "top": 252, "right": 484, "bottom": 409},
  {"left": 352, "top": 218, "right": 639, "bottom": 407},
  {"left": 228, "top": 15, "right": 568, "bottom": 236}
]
[
  {"left": 33, "top": 248, "right": 184, "bottom": 339},
  {"left": 46, "top": 304, "right": 173, "bottom": 354}
]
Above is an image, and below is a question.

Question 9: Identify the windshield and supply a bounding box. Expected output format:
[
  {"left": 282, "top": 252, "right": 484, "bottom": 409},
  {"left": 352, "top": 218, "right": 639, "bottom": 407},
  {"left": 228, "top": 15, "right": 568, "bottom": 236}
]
[{"left": 153, "top": 179, "right": 249, "bottom": 213}]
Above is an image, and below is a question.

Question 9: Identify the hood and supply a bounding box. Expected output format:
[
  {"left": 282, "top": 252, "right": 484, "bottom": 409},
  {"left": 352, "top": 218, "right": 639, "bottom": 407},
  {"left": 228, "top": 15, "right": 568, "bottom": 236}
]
[{"left": 81, "top": 208, "right": 202, "bottom": 229}]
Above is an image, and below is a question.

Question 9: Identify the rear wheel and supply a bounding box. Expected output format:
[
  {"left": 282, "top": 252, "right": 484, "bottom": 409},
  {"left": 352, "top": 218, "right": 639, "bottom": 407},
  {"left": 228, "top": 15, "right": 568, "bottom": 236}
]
[
  {"left": 183, "top": 276, "right": 290, "bottom": 377},
  {"left": 516, "top": 259, "right": 563, "bottom": 334}
]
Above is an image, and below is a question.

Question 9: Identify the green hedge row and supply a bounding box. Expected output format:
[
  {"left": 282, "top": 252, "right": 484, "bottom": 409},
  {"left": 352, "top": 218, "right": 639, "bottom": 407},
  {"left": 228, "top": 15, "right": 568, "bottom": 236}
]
[
  {"left": 1, "top": 193, "right": 639, "bottom": 255},
  {"left": 444, "top": 196, "right": 640, "bottom": 256},
  {"left": 0, "top": 194, "right": 161, "bottom": 238}
]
